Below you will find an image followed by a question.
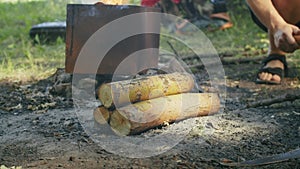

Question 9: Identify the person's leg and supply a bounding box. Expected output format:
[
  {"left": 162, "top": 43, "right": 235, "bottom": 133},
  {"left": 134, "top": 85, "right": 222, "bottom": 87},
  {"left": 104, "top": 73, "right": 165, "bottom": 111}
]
[
  {"left": 272, "top": 0, "right": 300, "bottom": 25},
  {"left": 210, "top": 0, "right": 233, "bottom": 30},
  {"left": 258, "top": 0, "right": 300, "bottom": 83}
]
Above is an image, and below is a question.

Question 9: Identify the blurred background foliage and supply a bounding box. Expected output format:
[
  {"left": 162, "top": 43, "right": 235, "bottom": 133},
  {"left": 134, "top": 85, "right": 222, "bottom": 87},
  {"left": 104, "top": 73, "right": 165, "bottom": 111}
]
[{"left": 0, "top": 0, "right": 287, "bottom": 83}]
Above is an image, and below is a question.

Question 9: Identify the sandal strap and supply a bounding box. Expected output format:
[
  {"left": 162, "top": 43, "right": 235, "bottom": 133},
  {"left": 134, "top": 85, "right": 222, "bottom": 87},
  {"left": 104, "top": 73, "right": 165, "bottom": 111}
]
[
  {"left": 262, "top": 54, "right": 288, "bottom": 76},
  {"left": 257, "top": 67, "right": 284, "bottom": 77}
]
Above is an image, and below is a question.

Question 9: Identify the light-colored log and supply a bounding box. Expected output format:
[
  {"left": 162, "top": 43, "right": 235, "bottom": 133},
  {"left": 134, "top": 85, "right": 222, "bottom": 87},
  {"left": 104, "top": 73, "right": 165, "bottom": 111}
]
[
  {"left": 98, "top": 72, "right": 195, "bottom": 108},
  {"left": 93, "top": 106, "right": 111, "bottom": 125},
  {"left": 109, "top": 93, "right": 220, "bottom": 136}
]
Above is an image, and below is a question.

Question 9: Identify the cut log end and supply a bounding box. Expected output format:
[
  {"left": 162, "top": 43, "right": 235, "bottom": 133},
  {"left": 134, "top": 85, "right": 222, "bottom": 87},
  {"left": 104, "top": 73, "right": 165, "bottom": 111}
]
[
  {"left": 110, "top": 111, "right": 131, "bottom": 136},
  {"left": 98, "top": 84, "right": 113, "bottom": 108},
  {"left": 93, "top": 106, "right": 111, "bottom": 125}
]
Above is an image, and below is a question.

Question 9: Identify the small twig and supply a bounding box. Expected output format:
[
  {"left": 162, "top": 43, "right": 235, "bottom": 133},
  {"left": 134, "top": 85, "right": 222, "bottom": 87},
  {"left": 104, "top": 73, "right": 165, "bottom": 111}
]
[
  {"left": 181, "top": 54, "right": 264, "bottom": 65},
  {"left": 166, "top": 41, "right": 203, "bottom": 93},
  {"left": 221, "top": 55, "right": 264, "bottom": 65},
  {"left": 246, "top": 93, "right": 300, "bottom": 108},
  {"left": 0, "top": 106, "right": 8, "bottom": 111},
  {"left": 166, "top": 41, "right": 181, "bottom": 59},
  {"left": 220, "top": 148, "right": 300, "bottom": 167}
]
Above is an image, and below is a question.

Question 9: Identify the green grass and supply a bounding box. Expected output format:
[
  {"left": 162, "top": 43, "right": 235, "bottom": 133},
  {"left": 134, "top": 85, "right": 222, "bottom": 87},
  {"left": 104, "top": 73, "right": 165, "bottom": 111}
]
[
  {"left": 159, "top": 3, "right": 270, "bottom": 58},
  {"left": 0, "top": 0, "right": 145, "bottom": 83},
  {"left": 0, "top": 0, "right": 298, "bottom": 83},
  {"left": 0, "top": 0, "right": 68, "bottom": 83},
  {"left": 206, "top": 9, "right": 269, "bottom": 57}
]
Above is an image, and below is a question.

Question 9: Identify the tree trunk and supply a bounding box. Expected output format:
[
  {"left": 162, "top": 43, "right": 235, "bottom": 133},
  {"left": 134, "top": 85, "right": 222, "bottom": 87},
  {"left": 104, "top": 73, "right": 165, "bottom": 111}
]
[
  {"left": 107, "top": 93, "right": 220, "bottom": 136},
  {"left": 98, "top": 72, "right": 195, "bottom": 108}
]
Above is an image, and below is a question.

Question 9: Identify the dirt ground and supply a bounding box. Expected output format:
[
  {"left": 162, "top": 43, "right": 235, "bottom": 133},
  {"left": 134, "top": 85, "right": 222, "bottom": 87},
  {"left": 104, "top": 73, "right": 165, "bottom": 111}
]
[{"left": 0, "top": 57, "right": 300, "bottom": 169}]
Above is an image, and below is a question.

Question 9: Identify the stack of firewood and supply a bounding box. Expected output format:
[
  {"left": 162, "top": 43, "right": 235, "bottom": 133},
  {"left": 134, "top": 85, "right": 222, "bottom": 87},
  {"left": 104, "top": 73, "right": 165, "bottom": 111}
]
[{"left": 94, "top": 72, "right": 220, "bottom": 136}]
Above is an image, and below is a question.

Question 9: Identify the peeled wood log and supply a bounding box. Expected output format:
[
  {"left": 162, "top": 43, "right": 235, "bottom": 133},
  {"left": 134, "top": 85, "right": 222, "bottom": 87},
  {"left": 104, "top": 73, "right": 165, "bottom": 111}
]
[
  {"left": 98, "top": 72, "right": 195, "bottom": 108},
  {"left": 93, "top": 106, "right": 111, "bottom": 125},
  {"left": 109, "top": 93, "right": 220, "bottom": 136}
]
